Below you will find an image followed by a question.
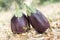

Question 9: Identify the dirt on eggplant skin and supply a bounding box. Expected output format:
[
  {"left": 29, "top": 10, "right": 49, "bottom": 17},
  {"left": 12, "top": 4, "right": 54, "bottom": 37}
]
[{"left": 0, "top": 3, "right": 60, "bottom": 40}]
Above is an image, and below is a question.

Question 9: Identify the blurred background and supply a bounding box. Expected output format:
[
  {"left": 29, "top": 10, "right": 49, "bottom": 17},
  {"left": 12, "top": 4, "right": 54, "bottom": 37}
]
[{"left": 0, "top": 0, "right": 60, "bottom": 40}]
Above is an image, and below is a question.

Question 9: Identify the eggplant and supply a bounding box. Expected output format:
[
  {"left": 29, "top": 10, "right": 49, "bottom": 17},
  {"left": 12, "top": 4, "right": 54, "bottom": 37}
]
[
  {"left": 11, "top": 14, "right": 29, "bottom": 34},
  {"left": 28, "top": 9, "right": 50, "bottom": 34}
]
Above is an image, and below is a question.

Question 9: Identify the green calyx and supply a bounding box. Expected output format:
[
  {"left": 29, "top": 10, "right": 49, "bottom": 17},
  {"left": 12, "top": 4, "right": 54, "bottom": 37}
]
[
  {"left": 15, "top": 10, "right": 23, "bottom": 17},
  {"left": 24, "top": 3, "right": 36, "bottom": 16},
  {"left": 14, "top": 2, "right": 23, "bottom": 17}
]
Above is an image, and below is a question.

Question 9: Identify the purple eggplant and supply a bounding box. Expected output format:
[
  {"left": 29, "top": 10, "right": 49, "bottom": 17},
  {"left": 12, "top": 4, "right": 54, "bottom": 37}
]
[
  {"left": 11, "top": 14, "right": 29, "bottom": 34},
  {"left": 28, "top": 10, "right": 50, "bottom": 34}
]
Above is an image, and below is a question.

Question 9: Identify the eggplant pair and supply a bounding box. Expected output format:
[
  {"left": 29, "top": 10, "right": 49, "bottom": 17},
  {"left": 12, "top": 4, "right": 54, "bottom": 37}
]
[{"left": 11, "top": 9, "right": 50, "bottom": 34}]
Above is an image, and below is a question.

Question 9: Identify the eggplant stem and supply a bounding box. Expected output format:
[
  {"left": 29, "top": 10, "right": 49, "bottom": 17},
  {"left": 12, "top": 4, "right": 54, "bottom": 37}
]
[
  {"left": 14, "top": 2, "right": 23, "bottom": 17},
  {"left": 24, "top": 3, "right": 36, "bottom": 16}
]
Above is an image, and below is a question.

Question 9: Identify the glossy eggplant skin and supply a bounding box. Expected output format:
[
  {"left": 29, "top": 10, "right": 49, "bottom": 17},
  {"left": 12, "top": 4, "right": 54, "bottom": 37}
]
[
  {"left": 11, "top": 14, "right": 28, "bottom": 34},
  {"left": 28, "top": 10, "right": 50, "bottom": 34}
]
